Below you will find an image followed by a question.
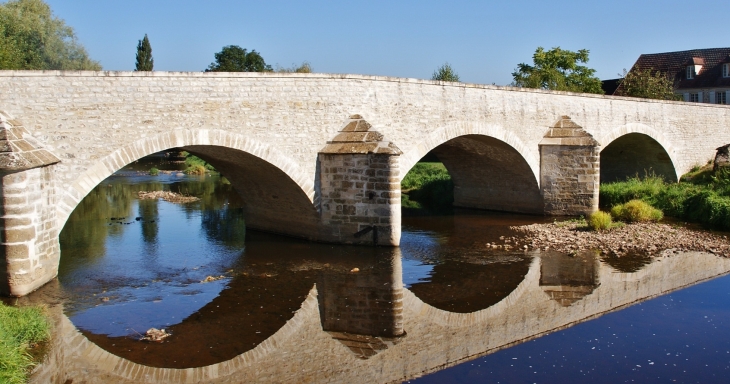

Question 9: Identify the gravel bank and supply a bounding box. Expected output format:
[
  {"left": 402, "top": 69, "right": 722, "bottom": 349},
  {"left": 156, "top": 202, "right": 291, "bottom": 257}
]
[{"left": 509, "top": 222, "right": 730, "bottom": 257}]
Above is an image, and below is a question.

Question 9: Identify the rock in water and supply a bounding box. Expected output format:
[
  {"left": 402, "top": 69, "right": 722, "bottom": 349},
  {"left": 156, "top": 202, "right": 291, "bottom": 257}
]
[{"left": 141, "top": 328, "right": 171, "bottom": 342}]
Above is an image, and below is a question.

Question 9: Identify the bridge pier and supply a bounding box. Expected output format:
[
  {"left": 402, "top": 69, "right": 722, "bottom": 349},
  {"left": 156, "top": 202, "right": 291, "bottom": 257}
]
[
  {"left": 318, "top": 115, "right": 402, "bottom": 246},
  {"left": 0, "top": 114, "right": 60, "bottom": 296},
  {"left": 539, "top": 116, "right": 600, "bottom": 216}
]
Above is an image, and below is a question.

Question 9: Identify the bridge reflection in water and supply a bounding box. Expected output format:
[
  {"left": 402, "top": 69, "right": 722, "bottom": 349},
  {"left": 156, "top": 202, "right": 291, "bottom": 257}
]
[{"left": 30, "top": 249, "right": 730, "bottom": 383}]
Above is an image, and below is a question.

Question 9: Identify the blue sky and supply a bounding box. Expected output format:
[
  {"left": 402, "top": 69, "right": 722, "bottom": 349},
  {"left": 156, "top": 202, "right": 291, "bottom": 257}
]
[{"left": 43, "top": 0, "right": 729, "bottom": 85}]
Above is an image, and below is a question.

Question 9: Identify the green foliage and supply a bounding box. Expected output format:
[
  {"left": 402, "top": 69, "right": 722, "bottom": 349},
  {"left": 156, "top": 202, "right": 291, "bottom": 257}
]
[
  {"left": 615, "top": 68, "right": 680, "bottom": 100},
  {"left": 610, "top": 199, "right": 663, "bottom": 222},
  {"left": 0, "top": 0, "right": 101, "bottom": 70},
  {"left": 511, "top": 46, "right": 603, "bottom": 94},
  {"left": 401, "top": 162, "right": 453, "bottom": 212},
  {"left": 183, "top": 154, "right": 216, "bottom": 174},
  {"left": 588, "top": 211, "right": 612, "bottom": 230},
  {"left": 205, "top": 45, "right": 272, "bottom": 72},
  {"left": 135, "top": 33, "right": 153, "bottom": 71},
  {"left": 431, "top": 63, "right": 460, "bottom": 82},
  {"left": 149, "top": 167, "right": 159, "bottom": 176},
  {"left": 0, "top": 303, "right": 50, "bottom": 384},
  {"left": 275, "top": 61, "right": 312, "bottom": 73}
]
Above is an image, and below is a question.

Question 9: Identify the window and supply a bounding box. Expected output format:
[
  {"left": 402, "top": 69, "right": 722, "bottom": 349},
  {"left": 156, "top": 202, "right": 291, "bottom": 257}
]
[
  {"left": 717, "top": 91, "right": 727, "bottom": 105},
  {"left": 723, "top": 64, "right": 730, "bottom": 78},
  {"left": 689, "top": 93, "right": 699, "bottom": 102},
  {"left": 687, "top": 66, "right": 695, "bottom": 79}
]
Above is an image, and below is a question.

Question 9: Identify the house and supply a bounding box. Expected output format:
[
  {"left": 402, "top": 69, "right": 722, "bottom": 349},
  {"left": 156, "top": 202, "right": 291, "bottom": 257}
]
[{"left": 615, "top": 47, "right": 730, "bottom": 104}]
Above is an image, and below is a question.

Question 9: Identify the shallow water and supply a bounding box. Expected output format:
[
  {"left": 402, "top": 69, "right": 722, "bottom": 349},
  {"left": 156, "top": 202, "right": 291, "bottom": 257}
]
[{"left": 18, "top": 163, "right": 730, "bottom": 383}]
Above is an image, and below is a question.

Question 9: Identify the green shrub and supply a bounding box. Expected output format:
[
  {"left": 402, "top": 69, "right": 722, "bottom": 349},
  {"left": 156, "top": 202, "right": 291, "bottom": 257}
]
[
  {"left": 184, "top": 164, "right": 207, "bottom": 175},
  {"left": 0, "top": 303, "right": 50, "bottom": 384},
  {"left": 149, "top": 167, "right": 159, "bottom": 176},
  {"left": 611, "top": 199, "right": 663, "bottom": 222},
  {"left": 588, "top": 211, "right": 612, "bottom": 230}
]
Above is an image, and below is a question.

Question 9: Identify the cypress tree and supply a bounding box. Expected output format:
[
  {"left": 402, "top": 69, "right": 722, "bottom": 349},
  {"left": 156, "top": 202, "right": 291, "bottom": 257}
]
[{"left": 135, "top": 34, "right": 153, "bottom": 71}]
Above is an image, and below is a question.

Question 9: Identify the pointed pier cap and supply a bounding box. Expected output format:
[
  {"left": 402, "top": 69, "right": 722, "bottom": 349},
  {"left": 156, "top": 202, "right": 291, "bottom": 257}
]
[
  {"left": 539, "top": 115, "right": 598, "bottom": 147},
  {"left": 320, "top": 115, "right": 402, "bottom": 155},
  {"left": 0, "top": 111, "right": 60, "bottom": 171}
]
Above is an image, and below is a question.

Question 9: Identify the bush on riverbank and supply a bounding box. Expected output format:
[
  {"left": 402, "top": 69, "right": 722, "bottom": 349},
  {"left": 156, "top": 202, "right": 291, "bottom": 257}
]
[
  {"left": 149, "top": 167, "right": 159, "bottom": 176},
  {"left": 0, "top": 303, "right": 50, "bottom": 384},
  {"left": 599, "top": 167, "right": 730, "bottom": 230},
  {"left": 588, "top": 211, "right": 613, "bottom": 230},
  {"left": 610, "top": 199, "right": 663, "bottom": 222},
  {"left": 182, "top": 153, "right": 216, "bottom": 175},
  {"left": 401, "top": 162, "right": 453, "bottom": 212}
]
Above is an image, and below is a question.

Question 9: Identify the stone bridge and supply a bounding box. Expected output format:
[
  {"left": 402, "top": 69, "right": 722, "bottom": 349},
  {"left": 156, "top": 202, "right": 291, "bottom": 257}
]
[{"left": 1, "top": 71, "right": 730, "bottom": 296}]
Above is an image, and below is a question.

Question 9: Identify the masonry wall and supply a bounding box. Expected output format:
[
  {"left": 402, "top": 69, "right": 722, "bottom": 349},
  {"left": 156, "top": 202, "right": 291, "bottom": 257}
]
[
  {"left": 318, "top": 153, "right": 400, "bottom": 246},
  {"left": 0, "top": 165, "right": 59, "bottom": 296},
  {"left": 540, "top": 144, "right": 600, "bottom": 215}
]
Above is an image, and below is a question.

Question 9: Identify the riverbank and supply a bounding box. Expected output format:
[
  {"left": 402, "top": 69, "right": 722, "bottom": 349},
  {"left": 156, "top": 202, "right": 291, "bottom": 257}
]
[{"left": 510, "top": 220, "right": 730, "bottom": 257}]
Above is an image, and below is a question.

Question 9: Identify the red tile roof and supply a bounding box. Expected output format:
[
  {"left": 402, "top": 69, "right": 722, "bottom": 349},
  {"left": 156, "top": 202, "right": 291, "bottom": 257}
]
[{"left": 619, "top": 47, "right": 730, "bottom": 93}]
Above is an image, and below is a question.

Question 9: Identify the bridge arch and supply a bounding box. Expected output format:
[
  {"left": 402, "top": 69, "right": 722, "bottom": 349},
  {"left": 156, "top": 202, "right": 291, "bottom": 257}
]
[
  {"left": 598, "top": 123, "right": 679, "bottom": 183},
  {"left": 57, "top": 128, "right": 318, "bottom": 238},
  {"left": 400, "top": 123, "right": 542, "bottom": 214}
]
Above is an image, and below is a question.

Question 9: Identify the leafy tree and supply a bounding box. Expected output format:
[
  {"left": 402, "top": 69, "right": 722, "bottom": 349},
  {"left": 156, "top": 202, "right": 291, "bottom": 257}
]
[
  {"left": 135, "top": 33, "right": 153, "bottom": 71},
  {"left": 0, "top": 0, "right": 101, "bottom": 70},
  {"left": 431, "top": 63, "right": 460, "bottom": 82},
  {"left": 615, "top": 68, "right": 679, "bottom": 100},
  {"left": 512, "top": 47, "right": 603, "bottom": 94},
  {"left": 205, "top": 45, "right": 272, "bottom": 72}
]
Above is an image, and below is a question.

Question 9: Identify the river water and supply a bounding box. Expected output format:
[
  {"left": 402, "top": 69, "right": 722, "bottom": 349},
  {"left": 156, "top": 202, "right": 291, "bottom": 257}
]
[{"left": 16, "top": 158, "right": 730, "bottom": 383}]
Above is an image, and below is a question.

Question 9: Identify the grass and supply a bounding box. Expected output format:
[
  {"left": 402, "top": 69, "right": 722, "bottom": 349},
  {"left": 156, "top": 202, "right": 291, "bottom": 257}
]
[
  {"left": 182, "top": 153, "right": 217, "bottom": 175},
  {"left": 588, "top": 211, "right": 612, "bottom": 230},
  {"left": 149, "top": 167, "right": 159, "bottom": 176},
  {"left": 400, "top": 162, "right": 453, "bottom": 212},
  {"left": 600, "top": 165, "right": 730, "bottom": 231},
  {"left": 0, "top": 303, "right": 50, "bottom": 384},
  {"left": 610, "top": 200, "right": 663, "bottom": 222}
]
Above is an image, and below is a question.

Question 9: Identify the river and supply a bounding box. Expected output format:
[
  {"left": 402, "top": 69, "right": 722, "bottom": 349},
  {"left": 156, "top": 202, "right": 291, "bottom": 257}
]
[{"left": 13, "top": 155, "right": 730, "bottom": 383}]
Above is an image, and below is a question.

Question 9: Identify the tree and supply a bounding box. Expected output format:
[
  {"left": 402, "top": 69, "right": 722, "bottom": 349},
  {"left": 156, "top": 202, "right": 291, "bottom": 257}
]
[
  {"left": 135, "top": 33, "right": 153, "bottom": 71},
  {"left": 512, "top": 47, "right": 603, "bottom": 94},
  {"left": 205, "top": 45, "right": 272, "bottom": 72},
  {"left": 431, "top": 63, "right": 460, "bottom": 82},
  {"left": 0, "top": 0, "right": 101, "bottom": 70},
  {"left": 615, "top": 68, "right": 679, "bottom": 100}
]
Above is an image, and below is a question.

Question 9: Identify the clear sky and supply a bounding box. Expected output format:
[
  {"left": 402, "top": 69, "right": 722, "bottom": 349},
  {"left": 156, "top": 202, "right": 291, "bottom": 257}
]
[{"left": 43, "top": 0, "right": 729, "bottom": 86}]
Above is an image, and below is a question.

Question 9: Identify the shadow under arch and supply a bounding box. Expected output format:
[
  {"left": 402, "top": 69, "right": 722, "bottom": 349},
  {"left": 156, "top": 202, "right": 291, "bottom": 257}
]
[
  {"left": 403, "top": 131, "right": 543, "bottom": 214},
  {"left": 56, "top": 129, "right": 320, "bottom": 239},
  {"left": 599, "top": 125, "right": 679, "bottom": 183}
]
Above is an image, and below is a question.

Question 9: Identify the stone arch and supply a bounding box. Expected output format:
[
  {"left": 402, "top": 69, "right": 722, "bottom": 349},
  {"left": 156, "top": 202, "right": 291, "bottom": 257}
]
[
  {"left": 400, "top": 123, "right": 542, "bottom": 214},
  {"left": 57, "top": 129, "right": 318, "bottom": 238},
  {"left": 598, "top": 124, "right": 679, "bottom": 183},
  {"left": 400, "top": 122, "right": 539, "bottom": 181}
]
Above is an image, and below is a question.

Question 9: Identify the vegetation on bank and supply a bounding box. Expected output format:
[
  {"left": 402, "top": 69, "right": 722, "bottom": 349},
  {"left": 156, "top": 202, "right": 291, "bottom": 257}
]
[
  {"left": 182, "top": 152, "right": 217, "bottom": 175},
  {"left": 401, "top": 162, "right": 453, "bottom": 212},
  {"left": 0, "top": 303, "right": 50, "bottom": 384},
  {"left": 600, "top": 166, "right": 730, "bottom": 231}
]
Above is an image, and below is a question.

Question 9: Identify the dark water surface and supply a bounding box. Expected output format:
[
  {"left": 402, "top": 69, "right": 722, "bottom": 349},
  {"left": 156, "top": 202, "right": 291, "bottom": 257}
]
[{"left": 21, "top": 162, "right": 730, "bottom": 383}]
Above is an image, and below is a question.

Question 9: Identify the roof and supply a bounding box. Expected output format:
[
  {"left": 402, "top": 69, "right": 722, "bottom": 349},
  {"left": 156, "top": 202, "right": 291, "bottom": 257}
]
[{"left": 624, "top": 47, "right": 730, "bottom": 91}]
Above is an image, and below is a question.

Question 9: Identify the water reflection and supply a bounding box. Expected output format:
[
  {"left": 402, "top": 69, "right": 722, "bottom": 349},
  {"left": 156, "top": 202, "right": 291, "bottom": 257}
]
[
  {"left": 539, "top": 251, "right": 600, "bottom": 306},
  {"left": 26, "top": 160, "right": 730, "bottom": 382}
]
